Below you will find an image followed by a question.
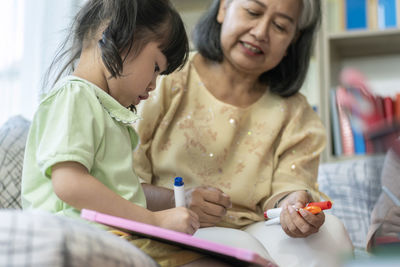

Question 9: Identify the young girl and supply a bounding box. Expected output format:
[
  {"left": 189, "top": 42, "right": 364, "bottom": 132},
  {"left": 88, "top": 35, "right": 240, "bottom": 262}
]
[{"left": 21, "top": 0, "right": 229, "bottom": 266}]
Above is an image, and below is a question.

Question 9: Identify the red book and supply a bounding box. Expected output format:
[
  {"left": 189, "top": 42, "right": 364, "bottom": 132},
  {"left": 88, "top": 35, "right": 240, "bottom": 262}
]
[
  {"left": 336, "top": 87, "right": 355, "bottom": 155},
  {"left": 395, "top": 93, "right": 400, "bottom": 122},
  {"left": 383, "top": 96, "right": 394, "bottom": 124},
  {"left": 375, "top": 96, "right": 386, "bottom": 122},
  {"left": 339, "top": 68, "right": 400, "bottom": 155}
]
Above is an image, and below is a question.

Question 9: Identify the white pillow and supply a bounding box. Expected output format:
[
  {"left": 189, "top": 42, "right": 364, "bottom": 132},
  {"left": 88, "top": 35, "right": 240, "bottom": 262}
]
[
  {"left": 0, "top": 115, "right": 30, "bottom": 209},
  {"left": 0, "top": 210, "right": 158, "bottom": 267},
  {"left": 318, "top": 154, "right": 385, "bottom": 249}
]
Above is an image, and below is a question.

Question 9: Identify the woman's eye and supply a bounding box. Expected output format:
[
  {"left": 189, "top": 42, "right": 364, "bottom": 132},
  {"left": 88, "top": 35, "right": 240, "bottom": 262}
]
[
  {"left": 154, "top": 64, "right": 160, "bottom": 73},
  {"left": 246, "top": 9, "right": 260, "bottom": 16},
  {"left": 273, "top": 22, "right": 286, "bottom": 32}
]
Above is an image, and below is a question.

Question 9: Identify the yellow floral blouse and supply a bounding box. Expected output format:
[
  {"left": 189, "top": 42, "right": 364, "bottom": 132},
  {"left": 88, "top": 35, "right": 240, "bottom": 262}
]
[{"left": 133, "top": 53, "right": 327, "bottom": 228}]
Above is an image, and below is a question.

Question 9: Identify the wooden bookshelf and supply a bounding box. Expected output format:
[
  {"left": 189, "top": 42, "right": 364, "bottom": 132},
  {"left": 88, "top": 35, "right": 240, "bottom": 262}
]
[
  {"left": 328, "top": 28, "right": 400, "bottom": 57},
  {"left": 320, "top": 1, "right": 400, "bottom": 162}
]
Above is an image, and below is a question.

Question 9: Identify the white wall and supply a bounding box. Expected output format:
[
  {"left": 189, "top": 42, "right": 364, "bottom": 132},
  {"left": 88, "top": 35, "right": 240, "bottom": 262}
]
[{"left": 0, "top": 0, "right": 82, "bottom": 125}]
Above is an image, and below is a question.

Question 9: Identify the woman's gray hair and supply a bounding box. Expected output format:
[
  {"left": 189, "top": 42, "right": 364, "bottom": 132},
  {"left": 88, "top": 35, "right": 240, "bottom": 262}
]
[
  {"left": 299, "top": 0, "right": 319, "bottom": 30},
  {"left": 193, "top": 0, "right": 322, "bottom": 97}
]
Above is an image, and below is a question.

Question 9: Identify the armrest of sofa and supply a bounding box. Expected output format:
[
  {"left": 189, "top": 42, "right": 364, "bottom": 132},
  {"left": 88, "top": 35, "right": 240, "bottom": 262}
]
[
  {"left": 317, "top": 155, "right": 385, "bottom": 249},
  {"left": 0, "top": 115, "right": 31, "bottom": 209},
  {"left": 0, "top": 209, "right": 158, "bottom": 267}
]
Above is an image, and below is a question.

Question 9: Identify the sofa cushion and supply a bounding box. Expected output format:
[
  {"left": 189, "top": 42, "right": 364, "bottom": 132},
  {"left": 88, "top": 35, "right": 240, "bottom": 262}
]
[
  {"left": 0, "top": 115, "right": 31, "bottom": 209},
  {"left": 0, "top": 209, "right": 158, "bottom": 267},
  {"left": 318, "top": 155, "right": 385, "bottom": 249}
]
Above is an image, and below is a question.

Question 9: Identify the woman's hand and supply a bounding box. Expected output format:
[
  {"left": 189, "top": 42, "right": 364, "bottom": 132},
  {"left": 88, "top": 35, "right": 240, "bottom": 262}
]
[
  {"left": 153, "top": 207, "right": 200, "bottom": 235},
  {"left": 279, "top": 191, "right": 325, "bottom": 238},
  {"left": 185, "top": 186, "right": 232, "bottom": 227}
]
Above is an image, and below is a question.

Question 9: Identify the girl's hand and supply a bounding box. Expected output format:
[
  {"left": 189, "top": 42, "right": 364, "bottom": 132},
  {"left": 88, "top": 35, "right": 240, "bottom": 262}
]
[
  {"left": 185, "top": 186, "right": 232, "bottom": 227},
  {"left": 279, "top": 191, "right": 325, "bottom": 238},
  {"left": 153, "top": 207, "right": 200, "bottom": 235}
]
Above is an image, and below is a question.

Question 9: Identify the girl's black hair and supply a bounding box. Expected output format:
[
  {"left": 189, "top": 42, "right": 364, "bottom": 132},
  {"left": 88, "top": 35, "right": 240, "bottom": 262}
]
[
  {"left": 192, "top": 0, "right": 321, "bottom": 97},
  {"left": 44, "top": 0, "right": 188, "bottom": 92}
]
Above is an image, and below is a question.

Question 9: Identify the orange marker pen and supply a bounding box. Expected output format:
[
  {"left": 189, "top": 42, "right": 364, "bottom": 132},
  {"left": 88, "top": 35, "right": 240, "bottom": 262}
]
[
  {"left": 302, "top": 205, "right": 322, "bottom": 214},
  {"left": 264, "top": 201, "right": 332, "bottom": 219}
]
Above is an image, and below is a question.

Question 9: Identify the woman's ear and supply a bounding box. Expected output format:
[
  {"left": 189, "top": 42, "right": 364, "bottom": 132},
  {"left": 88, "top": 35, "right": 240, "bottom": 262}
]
[
  {"left": 217, "top": 0, "right": 228, "bottom": 24},
  {"left": 284, "top": 31, "right": 300, "bottom": 56}
]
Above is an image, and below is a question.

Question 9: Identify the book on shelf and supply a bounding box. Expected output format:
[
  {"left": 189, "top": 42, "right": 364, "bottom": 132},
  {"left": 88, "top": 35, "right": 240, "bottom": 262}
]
[
  {"left": 383, "top": 96, "right": 394, "bottom": 124},
  {"left": 368, "top": 0, "right": 399, "bottom": 29},
  {"left": 335, "top": 86, "right": 355, "bottom": 155},
  {"left": 330, "top": 87, "right": 400, "bottom": 157},
  {"left": 395, "top": 93, "right": 400, "bottom": 121},
  {"left": 342, "top": 0, "right": 400, "bottom": 31},
  {"left": 345, "top": 0, "right": 368, "bottom": 30},
  {"left": 352, "top": 126, "right": 367, "bottom": 154},
  {"left": 377, "top": 0, "right": 398, "bottom": 29},
  {"left": 330, "top": 89, "right": 343, "bottom": 156},
  {"left": 375, "top": 96, "right": 386, "bottom": 123}
]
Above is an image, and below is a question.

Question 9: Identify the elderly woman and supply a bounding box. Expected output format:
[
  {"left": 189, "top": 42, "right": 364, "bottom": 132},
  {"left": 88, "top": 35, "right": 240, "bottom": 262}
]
[{"left": 134, "top": 0, "right": 353, "bottom": 266}]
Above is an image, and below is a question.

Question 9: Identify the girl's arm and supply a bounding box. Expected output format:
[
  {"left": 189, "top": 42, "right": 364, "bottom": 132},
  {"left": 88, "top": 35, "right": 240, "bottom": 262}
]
[{"left": 51, "top": 161, "right": 199, "bottom": 234}]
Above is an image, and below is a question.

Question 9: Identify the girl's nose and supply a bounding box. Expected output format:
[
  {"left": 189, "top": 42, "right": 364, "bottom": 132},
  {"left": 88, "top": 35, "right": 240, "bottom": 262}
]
[{"left": 148, "top": 74, "right": 158, "bottom": 92}]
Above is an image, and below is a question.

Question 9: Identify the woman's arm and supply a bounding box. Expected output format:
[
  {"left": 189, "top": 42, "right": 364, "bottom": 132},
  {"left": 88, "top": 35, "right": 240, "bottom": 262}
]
[
  {"left": 141, "top": 183, "right": 175, "bottom": 211},
  {"left": 267, "top": 96, "right": 327, "bottom": 237},
  {"left": 142, "top": 183, "right": 231, "bottom": 228},
  {"left": 51, "top": 161, "right": 200, "bottom": 234}
]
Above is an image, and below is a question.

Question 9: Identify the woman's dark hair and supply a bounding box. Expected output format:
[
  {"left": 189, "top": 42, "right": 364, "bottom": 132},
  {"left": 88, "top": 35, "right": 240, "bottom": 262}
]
[
  {"left": 193, "top": 0, "right": 321, "bottom": 97},
  {"left": 43, "top": 0, "right": 188, "bottom": 92}
]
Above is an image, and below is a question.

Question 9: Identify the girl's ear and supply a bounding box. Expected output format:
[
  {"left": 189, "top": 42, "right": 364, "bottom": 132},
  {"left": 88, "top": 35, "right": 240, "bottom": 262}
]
[{"left": 217, "top": 0, "right": 228, "bottom": 24}]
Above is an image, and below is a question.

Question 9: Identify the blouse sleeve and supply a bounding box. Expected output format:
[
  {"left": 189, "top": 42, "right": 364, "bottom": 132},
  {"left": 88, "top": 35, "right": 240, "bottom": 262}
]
[
  {"left": 35, "top": 84, "right": 105, "bottom": 177},
  {"left": 263, "top": 94, "right": 327, "bottom": 210}
]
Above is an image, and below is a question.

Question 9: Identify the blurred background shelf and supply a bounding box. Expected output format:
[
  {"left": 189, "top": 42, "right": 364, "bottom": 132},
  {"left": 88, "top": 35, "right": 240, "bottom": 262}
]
[{"left": 320, "top": 0, "right": 400, "bottom": 162}]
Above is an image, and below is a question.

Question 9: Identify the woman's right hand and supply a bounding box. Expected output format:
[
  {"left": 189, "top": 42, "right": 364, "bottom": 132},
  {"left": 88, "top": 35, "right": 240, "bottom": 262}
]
[
  {"left": 185, "top": 186, "right": 232, "bottom": 227},
  {"left": 153, "top": 207, "right": 200, "bottom": 235},
  {"left": 279, "top": 191, "right": 325, "bottom": 238}
]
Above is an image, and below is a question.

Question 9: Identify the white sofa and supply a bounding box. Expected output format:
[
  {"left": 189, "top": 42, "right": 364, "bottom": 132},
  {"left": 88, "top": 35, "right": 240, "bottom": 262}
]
[{"left": 0, "top": 115, "right": 387, "bottom": 264}]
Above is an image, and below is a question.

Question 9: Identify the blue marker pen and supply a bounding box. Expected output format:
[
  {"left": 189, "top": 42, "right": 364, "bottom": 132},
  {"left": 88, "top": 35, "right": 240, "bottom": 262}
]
[{"left": 174, "top": 177, "right": 186, "bottom": 207}]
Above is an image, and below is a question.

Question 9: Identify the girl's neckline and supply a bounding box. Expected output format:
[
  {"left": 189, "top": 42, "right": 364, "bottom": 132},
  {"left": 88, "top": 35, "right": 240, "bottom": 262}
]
[
  {"left": 61, "top": 75, "right": 140, "bottom": 124},
  {"left": 190, "top": 53, "right": 268, "bottom": 110}
]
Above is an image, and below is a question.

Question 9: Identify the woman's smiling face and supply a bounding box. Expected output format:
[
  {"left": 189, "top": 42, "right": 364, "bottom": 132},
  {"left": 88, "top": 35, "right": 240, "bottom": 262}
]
[{"left": 217, "top": 0, "right": 301, "bottom": 76}]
